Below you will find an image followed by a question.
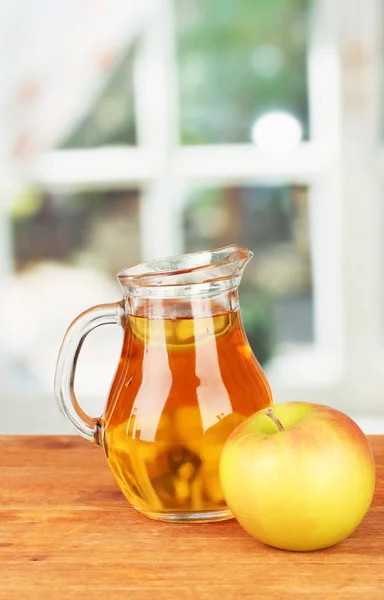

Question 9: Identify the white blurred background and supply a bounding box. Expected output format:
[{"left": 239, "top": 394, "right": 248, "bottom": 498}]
[{"left": 1, "top": 0, "right": 384, "bottom": 434}]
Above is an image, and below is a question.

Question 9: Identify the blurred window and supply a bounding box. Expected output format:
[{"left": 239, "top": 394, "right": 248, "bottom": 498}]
[{"left": 2, "top": 0, "right": 384, "bottom": 432}]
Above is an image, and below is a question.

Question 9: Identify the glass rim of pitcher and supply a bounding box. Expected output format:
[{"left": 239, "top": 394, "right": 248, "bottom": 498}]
[{"left": 117, "top": 244, "right": 253, "bottom": 297}]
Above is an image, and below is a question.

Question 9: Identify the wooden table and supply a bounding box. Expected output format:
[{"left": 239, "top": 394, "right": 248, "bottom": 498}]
[{"left": 1, "top": 436, "right": 383, "bottom": 600}]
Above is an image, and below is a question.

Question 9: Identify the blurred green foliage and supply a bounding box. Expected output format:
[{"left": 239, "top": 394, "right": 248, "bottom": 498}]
[
  {"left": 176, "top": 0, "right": 309, "bottom": 144},
  {"left": 240, "top": 289, "right": 274, "bottom": 366}
]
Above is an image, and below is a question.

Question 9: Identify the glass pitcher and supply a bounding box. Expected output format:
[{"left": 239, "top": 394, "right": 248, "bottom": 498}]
[{"left": 54, "top": 245, "right": 272, "bottom": 522}]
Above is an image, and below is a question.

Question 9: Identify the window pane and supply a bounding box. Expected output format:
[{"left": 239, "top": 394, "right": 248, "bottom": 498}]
[
  {"left": 13, "top": 188, "right": 140, "bottom": 274},
  {"left": 183, "top": 185, "right": 313, "bottom": 364},
  {"left": 60, "top": 49, "right": 136, "bottom": 149},
  {"left": 1, "top": 188, "right": 141, "bottom": 419},
  {"left": 176, "top": 0, "right": 310, "bottom": 144}
]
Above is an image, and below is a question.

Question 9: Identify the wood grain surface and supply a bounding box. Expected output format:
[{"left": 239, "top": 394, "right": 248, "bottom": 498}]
[{"left": 0, "top": 435, "right": 383, "bottom": 600}]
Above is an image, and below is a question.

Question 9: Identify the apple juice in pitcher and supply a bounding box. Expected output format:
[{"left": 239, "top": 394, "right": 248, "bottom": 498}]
[{"left": 55, "top": 245, "right": 273, "bottom": 522}]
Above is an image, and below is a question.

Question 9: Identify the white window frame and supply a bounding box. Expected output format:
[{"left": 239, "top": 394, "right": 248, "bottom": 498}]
[{"left": 7, "top": 0, "right": 384, "bottom": 415}]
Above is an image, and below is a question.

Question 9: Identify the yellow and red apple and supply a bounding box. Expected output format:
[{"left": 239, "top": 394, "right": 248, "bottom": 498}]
[{"left": 219, "top": 402, "right": 375, "bottom": 551}]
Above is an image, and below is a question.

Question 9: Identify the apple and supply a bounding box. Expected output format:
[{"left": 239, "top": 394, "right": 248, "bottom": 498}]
[{"left": 219, "top": 402, "right": 375, "bottom": 551}]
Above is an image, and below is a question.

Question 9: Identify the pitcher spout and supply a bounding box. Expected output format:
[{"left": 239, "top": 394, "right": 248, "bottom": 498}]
[
  {"left": 205, "top": 244, "right": 253, "bottom": 281},
  {"left": 118, "top": 245, "right": 253, "bottom": 298}
]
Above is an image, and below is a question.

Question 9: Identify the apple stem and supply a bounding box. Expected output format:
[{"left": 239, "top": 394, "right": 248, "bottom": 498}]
[{"left": 264, "top": 408, "right": 285, "bottom": 432}]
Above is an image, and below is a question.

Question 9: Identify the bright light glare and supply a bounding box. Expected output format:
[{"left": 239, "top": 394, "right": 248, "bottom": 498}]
[{"left": 251, "top": 111, "right": 303, "bottom": 152}]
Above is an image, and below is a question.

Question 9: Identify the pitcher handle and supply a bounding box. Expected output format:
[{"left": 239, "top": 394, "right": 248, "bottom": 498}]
[{"left": 54, "top": 301, "right": 125, "bottom": 442}]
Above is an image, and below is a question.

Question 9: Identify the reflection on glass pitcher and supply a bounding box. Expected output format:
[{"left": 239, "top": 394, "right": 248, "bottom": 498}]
[{"left": 54, "top": 245, "right": 273, "bottom": 522}]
